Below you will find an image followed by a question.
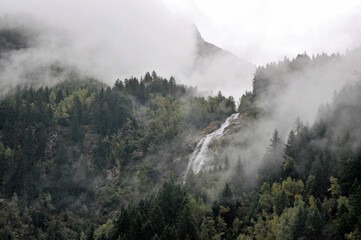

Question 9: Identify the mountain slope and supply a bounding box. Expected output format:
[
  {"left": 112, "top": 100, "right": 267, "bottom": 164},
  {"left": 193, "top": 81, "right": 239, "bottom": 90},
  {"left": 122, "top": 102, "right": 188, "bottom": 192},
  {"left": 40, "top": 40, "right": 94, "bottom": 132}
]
[
  {"left": 189, "top": 27, "right": 255, "bottom": 97},
  {"left": 0, "top": 19, "right": 254, "bottom": 99}
]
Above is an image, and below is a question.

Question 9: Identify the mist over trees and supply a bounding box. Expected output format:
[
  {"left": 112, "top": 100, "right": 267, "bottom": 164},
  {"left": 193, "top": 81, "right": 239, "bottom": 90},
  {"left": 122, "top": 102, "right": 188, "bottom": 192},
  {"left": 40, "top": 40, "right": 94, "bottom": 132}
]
[
  {"left": 1, "top": 7, "right": 361, "bottom": 240},
  {"left": 0, "top": 69, "right": 237, "bottom": 239}
]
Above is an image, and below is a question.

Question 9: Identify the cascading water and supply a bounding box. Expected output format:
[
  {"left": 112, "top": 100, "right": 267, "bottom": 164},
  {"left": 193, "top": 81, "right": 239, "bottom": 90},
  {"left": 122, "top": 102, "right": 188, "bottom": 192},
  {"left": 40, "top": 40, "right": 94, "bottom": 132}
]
[{"left": 184, "top": 113, "right": 239, "bottom": 178}]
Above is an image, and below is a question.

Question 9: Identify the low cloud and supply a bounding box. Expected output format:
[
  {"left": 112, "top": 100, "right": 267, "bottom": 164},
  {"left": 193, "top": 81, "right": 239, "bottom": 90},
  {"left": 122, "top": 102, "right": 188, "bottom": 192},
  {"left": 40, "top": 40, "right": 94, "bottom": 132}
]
[{"left": 0, "top": 0, "right": 254, "bottom": 98}]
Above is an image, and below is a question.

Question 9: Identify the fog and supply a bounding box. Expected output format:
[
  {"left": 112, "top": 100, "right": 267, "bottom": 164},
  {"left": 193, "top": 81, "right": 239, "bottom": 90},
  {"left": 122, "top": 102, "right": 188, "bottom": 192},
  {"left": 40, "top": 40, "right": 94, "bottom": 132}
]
[
  {"left": 168, "top": 0, "right": 361, "bottom": 65},
  {"left": 2, "top": 0, "right": 361, "bottom": 192},
  {"left": 200, "top": 50, "right": 361, "bottom": 189},
  {"left": 0, "top": 0, "right": 254, "bottom": 98}
]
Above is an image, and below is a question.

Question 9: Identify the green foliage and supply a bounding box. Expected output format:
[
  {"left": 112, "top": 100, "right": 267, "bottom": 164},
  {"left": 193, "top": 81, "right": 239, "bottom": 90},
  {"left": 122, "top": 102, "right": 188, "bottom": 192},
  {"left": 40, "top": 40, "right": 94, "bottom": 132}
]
[
  {"left": 2, "top": 51, "right": 361, "bottom": 240},
  {"left": 238, "top": 91, "right": 257, "bottom": 117},
  {"left": 110, "top": 181, "right": 197, "bottom": 240},
  {"left": 258, "top": 129, "right": 284, "bottom": 184},
  {"left": 100, "top": 56, "right": 361, "bottom": 240}
]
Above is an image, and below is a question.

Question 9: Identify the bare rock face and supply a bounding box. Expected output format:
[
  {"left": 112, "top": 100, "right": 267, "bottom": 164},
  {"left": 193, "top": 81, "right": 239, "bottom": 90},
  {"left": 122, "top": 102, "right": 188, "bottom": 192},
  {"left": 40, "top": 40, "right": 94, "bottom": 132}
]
[
  {"left": 73, "top": 130, "right": 99, "bottom": 182},
  {"left": 44, "top": 126, "right": 68, "bottom": 159},
  {"left": 82, "top": 130, "right": 99, "bottom": 155},
  {"left": 202, "top": 120, "right": 222, "bottom": 134}
]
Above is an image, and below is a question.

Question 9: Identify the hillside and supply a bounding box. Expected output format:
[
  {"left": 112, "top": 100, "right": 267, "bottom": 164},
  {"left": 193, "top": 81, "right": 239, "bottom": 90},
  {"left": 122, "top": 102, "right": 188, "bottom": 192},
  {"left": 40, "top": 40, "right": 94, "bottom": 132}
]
[
  {"left": 1, "top": 20, "right": 361, "bottom": 240},
  {"left": 0, "top": 70, "right": 237, "bottom": 239},
  {"left": 0, "top": 18, "right": 255, "bottom": 99}
]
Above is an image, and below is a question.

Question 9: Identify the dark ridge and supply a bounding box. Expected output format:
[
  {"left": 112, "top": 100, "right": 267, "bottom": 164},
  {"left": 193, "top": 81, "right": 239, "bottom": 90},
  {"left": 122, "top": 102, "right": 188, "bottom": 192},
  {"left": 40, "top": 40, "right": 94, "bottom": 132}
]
[{"left": 0, "top": 28, "right": 28, "bottom": 51}]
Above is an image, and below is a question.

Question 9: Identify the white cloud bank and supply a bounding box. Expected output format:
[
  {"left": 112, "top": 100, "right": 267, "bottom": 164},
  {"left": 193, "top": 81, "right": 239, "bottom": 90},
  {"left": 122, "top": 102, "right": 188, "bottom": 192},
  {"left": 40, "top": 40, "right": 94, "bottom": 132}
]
[
  {"left": 164, "top": 0, "right": 361, "bottom": 65},
  {"left": 0, "top": 0, "right": 255, "bottom": 98}
]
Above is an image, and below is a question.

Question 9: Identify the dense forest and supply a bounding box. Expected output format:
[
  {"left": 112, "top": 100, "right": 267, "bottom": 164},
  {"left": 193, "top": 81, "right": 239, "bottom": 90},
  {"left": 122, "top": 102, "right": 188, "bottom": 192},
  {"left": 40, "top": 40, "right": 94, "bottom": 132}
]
[
  {"left": 0, "top": 70, "right": 236, "bottom": 239},
  {"left": 1, "top": 26, "right": 361, "bottom": 240}
]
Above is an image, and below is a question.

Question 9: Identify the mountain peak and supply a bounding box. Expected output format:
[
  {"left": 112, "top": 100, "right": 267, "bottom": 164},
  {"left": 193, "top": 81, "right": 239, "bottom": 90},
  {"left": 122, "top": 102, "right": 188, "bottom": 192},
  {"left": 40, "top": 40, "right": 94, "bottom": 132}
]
[
  {"left": 193, "top": 25, "right": 223, "bottom": 57},
  {"left": 189, "top": 25, "right": 255, "bottom": 97}
]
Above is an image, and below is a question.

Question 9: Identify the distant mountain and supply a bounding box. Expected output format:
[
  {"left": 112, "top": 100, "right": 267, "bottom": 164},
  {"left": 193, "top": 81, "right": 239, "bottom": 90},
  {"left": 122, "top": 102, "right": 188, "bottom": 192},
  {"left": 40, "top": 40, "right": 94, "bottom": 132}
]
[
  {"left": 188, "top": 27, "right": 255, "bottom": 97},
  {"left": 194, "top": 27, "right": 223, "bottom": 57},
  {"left": 0, "top": 23, "right": 255, "bottom": 99},
  {"left": 2, "top": 18, "right": 361, "bottom": 240},
  {"left": 194, "top": 27, "right": 236, "bottom": 59}
]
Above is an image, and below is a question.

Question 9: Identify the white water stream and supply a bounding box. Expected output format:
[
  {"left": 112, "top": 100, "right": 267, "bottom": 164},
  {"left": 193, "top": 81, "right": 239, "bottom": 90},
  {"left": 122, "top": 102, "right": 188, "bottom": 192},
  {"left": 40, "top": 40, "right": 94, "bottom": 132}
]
[{"left": 185, "top": 113, "right": 239, "bottom": 177}]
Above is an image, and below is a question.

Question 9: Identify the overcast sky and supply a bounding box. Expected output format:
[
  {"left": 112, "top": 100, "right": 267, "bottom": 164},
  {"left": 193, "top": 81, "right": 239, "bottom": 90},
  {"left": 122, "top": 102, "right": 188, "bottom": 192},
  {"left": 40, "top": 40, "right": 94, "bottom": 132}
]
[
  {"left": 163, "top": 0, "right": 361, "bottom": 65},
  {"left": 1, "top": 0, "right": 361, "bottom": 98},
  {"left": 2, "top": 0, "right": 360, "bottom": 66},
  {"left": 0, "top": 0, "right": 196, "bottom": 89}
]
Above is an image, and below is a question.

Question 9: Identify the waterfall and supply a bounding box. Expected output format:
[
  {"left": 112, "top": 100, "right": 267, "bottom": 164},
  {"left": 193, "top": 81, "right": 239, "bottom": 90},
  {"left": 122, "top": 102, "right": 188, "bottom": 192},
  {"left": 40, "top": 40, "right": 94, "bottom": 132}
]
[{"left": 185, "top": 113, "right": 239, "bottom": 178}]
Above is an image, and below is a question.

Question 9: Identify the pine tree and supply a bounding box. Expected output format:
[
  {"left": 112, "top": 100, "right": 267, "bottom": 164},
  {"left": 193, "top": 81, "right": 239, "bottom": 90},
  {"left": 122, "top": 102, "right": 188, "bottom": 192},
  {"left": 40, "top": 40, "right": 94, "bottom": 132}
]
[
  {"left": 200, "top": 217, "right": 216, "bottom": 240},
  {"left": 292, "top": 205, "right": 306, "bottom": 240},
  {"left": 231, "top": 159, "right": 245, "bottom": 196},
  {"left": 220, "top": 183, "right": 234, "bottom": 206},
  {"left": 86, "top": 225, "right": 95, "bottom": 240},
  {"left": 258, "top": 129, "right": 283, "bottom": 183},
  {"left": 129, "top": 213, "right": 145, "bottom": 240},
  {"left": 305, "top": 206, "right": 324, "bottom": 239},
  {"left": 157, "top": 181, "right": 187, "bottom": 226},
  {"left": 149, "top": 204, "right": 165, "bottom": 236},
  {"left": 177, "top": 205, "right": 198, "bottom": 240},
  {"left": 284, "top": 130, "right": 296, "bottom": 159},
  {"left": 112, "top": 206, "right": 131, "bottom": 239},
  {"left": 161, "top": 225, "right": 178, "bottom": 240},
  {"left": 270, "top": 129, "right": 282, "bottom": 149}
]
